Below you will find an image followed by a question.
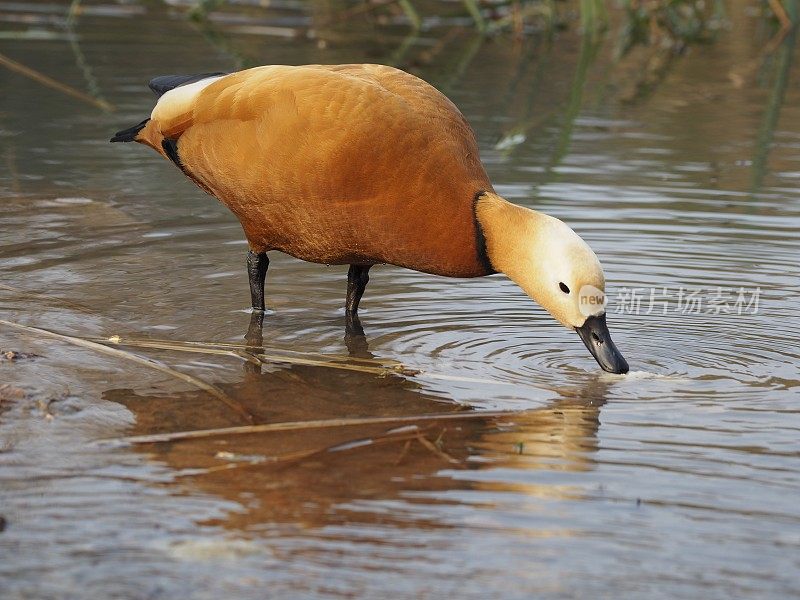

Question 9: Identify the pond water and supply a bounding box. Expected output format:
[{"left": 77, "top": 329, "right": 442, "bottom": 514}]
[{"left": 1, "top": 1, "right": 799, "bottom": 598}]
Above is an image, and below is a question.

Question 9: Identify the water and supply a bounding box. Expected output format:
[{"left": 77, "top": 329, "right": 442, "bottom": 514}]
[{"left": 1, "top": 1, "right": 799, "bottom": 598}]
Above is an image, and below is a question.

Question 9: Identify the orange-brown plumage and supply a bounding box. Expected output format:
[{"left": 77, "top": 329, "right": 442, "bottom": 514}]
[
  {"left": 136, "top": 64, "right": 494, "bottom": 277},
  {"left": 113, "top": 63, "right": 631, "bottom": 373}
]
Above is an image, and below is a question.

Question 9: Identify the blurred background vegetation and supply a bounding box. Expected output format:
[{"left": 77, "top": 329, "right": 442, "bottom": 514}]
[
  {"left": 2, "top": 0, "right": 796, "bottom": 101},
  {"left": 162, "top": 0, "right": 798, "bottom": 78},
  {"left": 1, "top": 0, "right": 797, "bottom": 192}
]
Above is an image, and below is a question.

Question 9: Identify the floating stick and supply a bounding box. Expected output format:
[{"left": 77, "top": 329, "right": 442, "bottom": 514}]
[
  {"left": 0, "top": 319, "right": 253, "bottom": 423},
  {"left": 98, "top": 409, "right": 520, "bottom": 446},
  {"left": 0, "top": 52, "right": 113, "bottom": 111}
]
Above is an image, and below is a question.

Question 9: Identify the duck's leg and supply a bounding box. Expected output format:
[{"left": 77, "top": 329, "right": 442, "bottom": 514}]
[
  {"left": 346, "top": 264, "right": 371, "bottom": 316},
  {"left": 246, "top": 250, "right": 269, "bottom": 311}
]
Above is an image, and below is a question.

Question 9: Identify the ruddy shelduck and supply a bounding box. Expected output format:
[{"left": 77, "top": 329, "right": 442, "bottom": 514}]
[{"left": 112, "top": 64, "right": 629, "bottom": 374}]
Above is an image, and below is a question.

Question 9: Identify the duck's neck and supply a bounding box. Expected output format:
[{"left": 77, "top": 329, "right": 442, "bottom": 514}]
[
  {"left": 475, "top": 192, "right": 547, "bottom": 285},
  {"left": 475, "top": 192, "right": 606, "bottom": 328}
]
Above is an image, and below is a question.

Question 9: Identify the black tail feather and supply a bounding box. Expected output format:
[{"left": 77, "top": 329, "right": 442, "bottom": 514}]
[
  {"left": 110, "top": 118, "right": 150, "bottom": 143},
  {"left": 110, "top": 73, "right": 227, "bottom": 143},
  {"left": 148, "top": 72, "right": 227, "bottom": 98}
]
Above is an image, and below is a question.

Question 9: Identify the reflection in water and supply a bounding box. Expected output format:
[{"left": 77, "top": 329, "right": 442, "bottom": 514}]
[
  {"left": 342, "top": 314, "right": 373, "bottom": 359},
  {"left": 245, "top": 309, "right": 376, "bottom": 364},
  {"left": 106, "top": 342, "right": 607, "bottom": 533},
  {"left": 751, "top": 21, "right": 797, "bottom": 192},
  {"left": 547, "top": 34, "right": 600, "bottom": 170}
]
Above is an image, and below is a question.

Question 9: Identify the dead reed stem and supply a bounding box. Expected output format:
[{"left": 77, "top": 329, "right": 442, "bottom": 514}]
[
  {"left": 184, "top": 426, "right": 444, "bottom": 476},
  {"left": 0, "top": 52, "right": 113, "bottom": 111},
  {"left": 98, "top": 409, "right": 519, "bottom": 446},
  {"left": 0, "top": 319, "right": 253, "bottom": 423},
  {"left": 92, "top": 335, "right": 515, "bottom": 385}
]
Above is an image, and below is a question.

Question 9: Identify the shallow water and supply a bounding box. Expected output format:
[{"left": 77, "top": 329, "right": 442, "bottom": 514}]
[{"left": 1, "top": 1, "right": 799, "bottom": 598}]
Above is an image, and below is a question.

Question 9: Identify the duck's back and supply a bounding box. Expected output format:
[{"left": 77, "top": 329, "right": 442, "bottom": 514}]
[{"left": 144, "top": 64, "right": 494, "bottom": 277}]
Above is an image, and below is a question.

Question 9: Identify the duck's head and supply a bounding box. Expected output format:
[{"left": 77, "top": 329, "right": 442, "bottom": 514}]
[{"left": 476, "top": 192, "right": 629, "bottom": 374}]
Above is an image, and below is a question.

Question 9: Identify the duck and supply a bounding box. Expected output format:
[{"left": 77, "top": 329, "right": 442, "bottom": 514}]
[{"left": 111, "top": 64, "right": 629, "bottom": 374}]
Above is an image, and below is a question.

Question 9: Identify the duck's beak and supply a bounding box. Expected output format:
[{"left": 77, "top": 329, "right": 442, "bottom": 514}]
[{"left": 575, "top": 313, "right": 629, "bottom": 374}]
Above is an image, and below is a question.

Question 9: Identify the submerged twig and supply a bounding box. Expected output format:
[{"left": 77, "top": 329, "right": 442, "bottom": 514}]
[
  {"left": 91, "top": 334, "right": 515, "bottom": 386},
  {"left": 98, "top": 409, "right": 519, "bottom": 446},
  {"left": 729, "top": 0, "right": 795, "bottom": 87},
  {"left": 394, "top": 439, "right": 413, "bottom": 465},
  {"left": 64, "top": 0, "right": 113, "bottom": 111},
  {"left": 0, "top": 319, "right": 253, "bottom": 424},
  {"left": 750, "top": 19, "right": 796, "bottom": 193},
  {"left": 176, "top": 424, "right": 449, "bottom": 478},
  {"left": 416, "top": 432, "right": 460, "bottom": 464},
  {"left": 769, "top": 0, "right": 793, "bottom": 32},
  {"left": 92, "top": 336, "right": 261, "bottom": 365},
  {"left": 187, "top": 426, "right": 433, "bottom": 476},
  {"left": 92, "top": 334, "right": 413, "bottom": 374},
  {"left": 0, "top": 52, "right": 113, "bottom": 111},
  {"left": 96, "top": 335, "right": 392, "bottom": 363}
]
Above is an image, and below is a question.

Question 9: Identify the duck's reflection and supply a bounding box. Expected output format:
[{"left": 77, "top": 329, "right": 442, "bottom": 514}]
[
  {"left": 246, "top": 310, "right": 376, "bottom": 366},
  {"left": 105, "top": 316, "right": 610, "bottom": 533},
  {"left": 343, "top": 313, "right": 373, "bottom": 359}
]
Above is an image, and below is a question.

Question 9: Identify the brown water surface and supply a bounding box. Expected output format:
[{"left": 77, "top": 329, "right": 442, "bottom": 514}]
[{"left": 1, "top": 1, "right": 799, "bottom": 598}]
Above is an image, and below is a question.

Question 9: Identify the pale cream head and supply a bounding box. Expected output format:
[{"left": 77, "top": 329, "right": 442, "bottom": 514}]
[{"left": 476, "top": 193, "right": 606, "bottom": 328}]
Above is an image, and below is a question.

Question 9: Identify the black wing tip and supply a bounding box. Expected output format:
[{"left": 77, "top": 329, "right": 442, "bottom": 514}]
[
  {"left": 148, "top": 72, "right": 228, "bottom": 98},
  {"left": 110, "top": 118, "right": 150, "bottom": 143}
]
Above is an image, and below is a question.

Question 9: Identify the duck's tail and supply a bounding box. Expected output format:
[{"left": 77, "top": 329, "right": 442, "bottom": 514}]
[{"left": 110, "top": 72, "right": 227, "bottom": 144}]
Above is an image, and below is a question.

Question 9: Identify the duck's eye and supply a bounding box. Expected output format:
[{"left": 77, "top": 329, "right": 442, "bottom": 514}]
[{"left": 559, "top": 282, "right": 570, "bottom": 294}]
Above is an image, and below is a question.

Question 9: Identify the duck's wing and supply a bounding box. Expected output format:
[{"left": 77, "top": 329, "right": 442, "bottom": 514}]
[
  {"left": 148, "top": 72, "right": 228, "bottom": 98},
  {"left": 110, "top": 72, "right": 225, "bottom": 143},
  {"left": 117, "top": 64, "right": 484, "bottom": 180}
]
